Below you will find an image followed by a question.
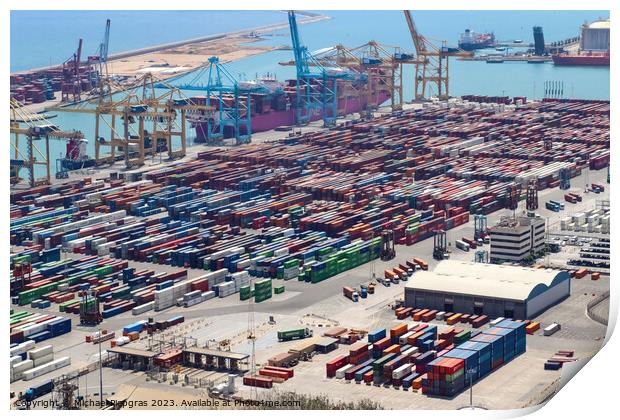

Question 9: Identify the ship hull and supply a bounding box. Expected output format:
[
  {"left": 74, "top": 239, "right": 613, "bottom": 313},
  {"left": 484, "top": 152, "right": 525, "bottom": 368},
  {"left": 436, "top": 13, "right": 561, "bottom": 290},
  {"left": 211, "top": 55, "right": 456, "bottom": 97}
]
[
  {"left": 194, "top": 91, "right": 391, "bottom": 141},
  {"left": 552, "top": 54, "right": 610, "bottom": 66},
  {"left": 458, "top": 42, "right": 495, "bottom": 51}
]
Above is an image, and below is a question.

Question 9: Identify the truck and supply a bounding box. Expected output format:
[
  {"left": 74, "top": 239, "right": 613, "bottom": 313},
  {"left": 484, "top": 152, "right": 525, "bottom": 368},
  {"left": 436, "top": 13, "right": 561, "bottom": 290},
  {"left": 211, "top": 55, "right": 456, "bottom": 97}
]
[
  {"left": 564, "top": 194, "right": 577, "bottom": 204},
  {"left": 277, "top": 328, "right": 313, "bottom": 341},
  {"left": 23, "top": 380, "right": 54, "bottom": 402},
  {"left": 413, "top": 258, "right": 428, "bottom": 270},
  {"left": 393, "top": 267, "right": 408, "bottom": 281},
  {"left": 462, "top": 237, "right": 477, "bottom": 250},
  {"left": 569, "top": 192, "right": 583, "bottom": 202},
  {"left": 549, "top": 200, "right": 564, "bottom": 210},
  {"left": 455, "top": 240, "right": 470, "bottom": 252},
  {"left": 545, "top": 201, "right": 560, "bottom": 212},
  {"left": 343, "top": 286, "right": 359, "bottom": 302}
]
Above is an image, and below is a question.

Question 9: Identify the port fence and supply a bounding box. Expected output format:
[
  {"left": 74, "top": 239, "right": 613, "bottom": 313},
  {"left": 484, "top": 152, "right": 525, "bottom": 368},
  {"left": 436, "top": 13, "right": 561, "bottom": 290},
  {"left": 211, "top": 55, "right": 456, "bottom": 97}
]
[{"left": 586, "top": 291, "right": 610, "bottom": 326}]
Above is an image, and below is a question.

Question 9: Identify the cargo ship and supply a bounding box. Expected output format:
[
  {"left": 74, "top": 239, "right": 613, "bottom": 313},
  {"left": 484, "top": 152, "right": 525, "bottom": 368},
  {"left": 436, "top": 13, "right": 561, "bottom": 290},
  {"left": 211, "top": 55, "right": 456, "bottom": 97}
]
[
  {"left": 458, "top": 29, "right": 496, "bottom": 51},
  {"left": 189, "top": 77, "right": 391, "bottom": 142},
  {"left": 551, "top": 52, "right": 610, "bottom": 66}
]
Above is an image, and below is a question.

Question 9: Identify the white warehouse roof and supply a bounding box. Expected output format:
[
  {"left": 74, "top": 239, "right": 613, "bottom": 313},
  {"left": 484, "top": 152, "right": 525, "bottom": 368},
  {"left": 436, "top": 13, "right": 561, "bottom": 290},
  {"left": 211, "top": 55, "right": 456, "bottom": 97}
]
[{"left": 406, "top": 260, "right": 570, "bottom": 301}]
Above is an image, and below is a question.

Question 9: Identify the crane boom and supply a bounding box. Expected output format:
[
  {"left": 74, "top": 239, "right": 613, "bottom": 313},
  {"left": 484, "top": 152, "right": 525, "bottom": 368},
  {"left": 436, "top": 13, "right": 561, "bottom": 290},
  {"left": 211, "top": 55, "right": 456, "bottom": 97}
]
[
  {"left": 101, "top": 19, "right": 111, "bottom": 78},
  {"left": 403, "top": 10, "right": 426, "bottom": 54}
]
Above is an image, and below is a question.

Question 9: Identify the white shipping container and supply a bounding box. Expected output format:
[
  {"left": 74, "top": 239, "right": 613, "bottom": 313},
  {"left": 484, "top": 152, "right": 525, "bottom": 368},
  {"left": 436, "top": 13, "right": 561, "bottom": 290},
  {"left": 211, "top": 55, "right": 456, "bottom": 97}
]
[
  {"left": 18, "top": 317, "right": 63, "bottom": 337},
  {"left": 33, "top": 353, "right": 55, "bottom": 367},
  {"left": 115, "top": 337, "right": 130, "bottom": 346},
  {"left": 11, "top": 369, "right": 22, "bottom": 382},
  {"left": 131, "top": 302, "right": 154, "bottom": 315},
  {"left": 399, "top": 331, "right": 414, "bottom": 345},
  {"left": 202, "top": 291, "right": 216, "bottom": 301},
  {"left": 490, "top": 317, "right": 505, "bottom": 326},
  {"left": 335, "top": 364, "right": 353, "bottom": 379},
  {"left": 402, "top": 346, "right": 419, "bottom": 357},
  {"left": 543, "top": 323, "right": 561, "bottom": 336},
  {"left": 10, "top": 356, "right": 22, "bottom": 367},
  {"left": 12, "top": 359, "right": 34, "bottom": 373},
  {"left": 436, "top": 311, "right": 446, "bottom": 321},
  {"left": 28, "top": 345, "right": 54, "bottom": 359},
  {"left": 393, "top": 363, "right": 413, "bottom": 380},
  {"left": 22, "top": 357, "right": 71, "bottom": 381},
  {"left": 11, "top": 340, "right": 37, "bottom": 357}
]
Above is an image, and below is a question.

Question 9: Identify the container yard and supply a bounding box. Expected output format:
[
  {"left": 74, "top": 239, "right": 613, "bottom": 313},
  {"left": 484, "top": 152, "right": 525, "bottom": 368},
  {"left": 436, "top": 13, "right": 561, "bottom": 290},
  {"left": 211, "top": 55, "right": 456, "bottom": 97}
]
[{"left": 9, "top": 9, "right": 610, "bottom": 412}]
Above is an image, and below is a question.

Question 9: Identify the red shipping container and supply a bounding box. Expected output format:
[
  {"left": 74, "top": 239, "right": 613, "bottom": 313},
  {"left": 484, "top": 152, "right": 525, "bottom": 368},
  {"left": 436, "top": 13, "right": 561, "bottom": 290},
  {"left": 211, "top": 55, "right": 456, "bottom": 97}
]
[
  {"left": 326, "top": 355, "right": 349, "bottom": 378},
  {"left": 243, "top": 375, "right": 273, "bottom": 389},
  {"left": 260, "top": 366, "right": 294, "bottom": 378},
  {"left": 191, "top": 278, "right": 209, "bottom": 292},
  {"left": 259, "top": 368, "right": 290, "bottom": 380}
]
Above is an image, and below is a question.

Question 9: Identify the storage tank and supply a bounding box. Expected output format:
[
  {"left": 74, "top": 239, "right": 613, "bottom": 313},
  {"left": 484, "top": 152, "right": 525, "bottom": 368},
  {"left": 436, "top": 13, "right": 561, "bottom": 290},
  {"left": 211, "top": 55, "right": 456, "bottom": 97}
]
[{"left": 580, "top": 19, "right": 610, "bottom": 51}]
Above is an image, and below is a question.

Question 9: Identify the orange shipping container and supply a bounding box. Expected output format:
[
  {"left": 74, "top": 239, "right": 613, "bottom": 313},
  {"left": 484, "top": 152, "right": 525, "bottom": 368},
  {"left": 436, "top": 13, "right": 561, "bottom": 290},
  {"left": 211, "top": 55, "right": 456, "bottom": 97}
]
[
  {"left": 412, "top": 375, "right": 424, "bottom": 390},
  {"left": 446, "top": 313, "right": 462, "bottom": 325},
  {"left": 390, "top": 323, "right": 408, "bottom": 338},
  {"left": 384, "top": 344, "right": 401, "bottom": 355},
  {"left": 413, "top": 309, "right": 429, "bottom": 322},
  {"left": 526, "top": 322, "right": 540, "bottom": 334}
]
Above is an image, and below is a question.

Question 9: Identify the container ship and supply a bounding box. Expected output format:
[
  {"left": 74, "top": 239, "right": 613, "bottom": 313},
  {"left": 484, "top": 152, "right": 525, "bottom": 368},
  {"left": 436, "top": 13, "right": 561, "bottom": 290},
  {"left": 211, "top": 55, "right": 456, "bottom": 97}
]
[
  {"left": 551, "top": 52, "right": 610, "bottom": 66},
  {"left": 458, "top": 29, "right": 496, "bottom": 51},
  {"left": 552, "top": 19, "right": 610, "bottom": 66},
  {"left": 188, "top": 77, "right": 391, "bottom": 142}
]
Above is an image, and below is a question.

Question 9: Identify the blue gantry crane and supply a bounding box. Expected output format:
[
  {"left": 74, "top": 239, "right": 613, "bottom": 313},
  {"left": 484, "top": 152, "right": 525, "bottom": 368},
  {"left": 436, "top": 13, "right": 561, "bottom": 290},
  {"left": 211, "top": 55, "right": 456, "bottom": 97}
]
[
  {"left": 158, "top": 56, "right": 265, "bottom": 144},
  {"left": 287, "top": 10, "right": 352, "bottom": 127}
]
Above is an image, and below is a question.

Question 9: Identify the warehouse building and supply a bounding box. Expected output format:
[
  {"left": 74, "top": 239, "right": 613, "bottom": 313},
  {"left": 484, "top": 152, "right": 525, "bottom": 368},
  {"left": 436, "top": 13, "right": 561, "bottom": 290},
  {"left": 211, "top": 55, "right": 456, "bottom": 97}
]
[
  {"left": 404, "top": 261, "right": 571, "bottom": 319},
  {"left": 580, "top": 19, "right": 610, "bottom": 52},
  {"left": 489, "top": 216, "right": 545, "bottom": 263}
]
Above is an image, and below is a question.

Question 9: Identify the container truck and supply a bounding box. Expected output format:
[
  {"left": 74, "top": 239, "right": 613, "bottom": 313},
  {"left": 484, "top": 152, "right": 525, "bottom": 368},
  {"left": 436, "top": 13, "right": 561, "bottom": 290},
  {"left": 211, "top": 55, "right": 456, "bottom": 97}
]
[
  {"left": 343, "top": 287, "right": 359, "bottom": 302},
  {"left": 455, "top": 240, "right": 470, "bottom": 252},
  {"left": 549, "top": 200, "right": 564, "bottom": 210},
  {"left": 564, "top": 194, "right": 577, "bottom": 204},
  {"left": 277, "top": 328, "right": 313, "bottom": 342},
  {"left": 462, "top": 237, "right": 477, "bottom": 250},
  {"left": 545, "top": 201, "right": 560, "bottom": 212},
  {"left": 413, "top": 258, "right": 428, "bottom": 270},
  {"left": 591, "top": 183, "right": 604, "bottom": 192},
  {"left": 23, "top": 380, "right": 54, "bottom": 402}
]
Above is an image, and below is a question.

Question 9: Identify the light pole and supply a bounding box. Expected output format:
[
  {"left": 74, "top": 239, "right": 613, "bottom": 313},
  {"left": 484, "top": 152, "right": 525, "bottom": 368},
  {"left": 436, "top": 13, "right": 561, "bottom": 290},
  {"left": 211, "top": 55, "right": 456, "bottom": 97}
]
[
  {"left": 99, "top": 328, "right": 103, "bottom": 407},
  {"left": 467, "top": 368, "right": 477, "bottom": 408}
]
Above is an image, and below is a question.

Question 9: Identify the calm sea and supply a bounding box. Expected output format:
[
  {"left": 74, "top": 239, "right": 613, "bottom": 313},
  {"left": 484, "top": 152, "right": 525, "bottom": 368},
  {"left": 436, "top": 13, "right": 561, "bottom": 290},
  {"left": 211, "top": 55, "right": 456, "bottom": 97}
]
[{"left": 10, "top": 10, "right": 610, "bottom": 176}]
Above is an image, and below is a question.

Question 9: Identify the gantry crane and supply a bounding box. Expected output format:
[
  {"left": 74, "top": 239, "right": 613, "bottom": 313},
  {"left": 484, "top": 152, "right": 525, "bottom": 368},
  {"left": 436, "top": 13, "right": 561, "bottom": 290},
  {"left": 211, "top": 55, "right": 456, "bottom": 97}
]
[
  {"left": 53, "top": 73, "right": 214, "bottom": 168},
  {"left": 352, "top": 41, "right": 419, "bottom": 112},
  {"left": 288, "top": 10, "right": 354, "bottom": 127},
  {"left": 403, "top": 10, "right": 472, "bottom": 100},
  {"left": 281, "top": 41, "right": 420, "bottom": 113},
  {"left": 10, "top": 99, "right": 85, "bottom": 187},
  {"left": 61, "top": 39, "right": 84, "bottom": 103},
  {"left": 159, "top": 57, "right": 266, "bottom": 144}
]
